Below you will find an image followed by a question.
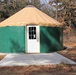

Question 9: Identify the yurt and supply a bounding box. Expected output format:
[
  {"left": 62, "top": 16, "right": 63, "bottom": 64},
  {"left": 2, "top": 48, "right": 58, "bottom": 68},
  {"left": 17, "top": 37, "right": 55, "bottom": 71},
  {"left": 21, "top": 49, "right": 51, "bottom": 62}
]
[{"left": 0, "top": 5, "right": 63, "bottom": 53}]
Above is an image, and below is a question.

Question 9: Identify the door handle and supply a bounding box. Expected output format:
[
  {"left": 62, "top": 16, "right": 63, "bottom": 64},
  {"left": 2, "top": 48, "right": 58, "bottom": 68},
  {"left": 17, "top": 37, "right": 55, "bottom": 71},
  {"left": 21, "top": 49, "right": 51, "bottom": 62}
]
[{"left": 37, "top": 38, "right": 39, "bottom": 42}]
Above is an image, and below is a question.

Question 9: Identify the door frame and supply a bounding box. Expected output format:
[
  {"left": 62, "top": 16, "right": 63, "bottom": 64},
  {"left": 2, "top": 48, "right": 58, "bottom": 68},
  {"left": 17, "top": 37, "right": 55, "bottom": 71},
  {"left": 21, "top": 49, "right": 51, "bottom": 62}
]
[{"left": 25, "top": 25, "right": 40, "bottom": 53}]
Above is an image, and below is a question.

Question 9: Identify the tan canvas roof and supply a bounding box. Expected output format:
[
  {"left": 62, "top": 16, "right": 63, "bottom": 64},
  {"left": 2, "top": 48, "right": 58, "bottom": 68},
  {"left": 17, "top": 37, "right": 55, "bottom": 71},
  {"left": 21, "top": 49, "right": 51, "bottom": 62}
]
[{"left": 0, "top": 5, "right": 62, "bottom": 27}]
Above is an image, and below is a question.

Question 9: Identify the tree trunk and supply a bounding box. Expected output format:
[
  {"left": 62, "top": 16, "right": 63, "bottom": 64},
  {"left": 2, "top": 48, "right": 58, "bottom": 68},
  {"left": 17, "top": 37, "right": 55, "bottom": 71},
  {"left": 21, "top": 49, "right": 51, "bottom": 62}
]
[{"left": 55, "top": 0, "right": 58, "bottom": 20}]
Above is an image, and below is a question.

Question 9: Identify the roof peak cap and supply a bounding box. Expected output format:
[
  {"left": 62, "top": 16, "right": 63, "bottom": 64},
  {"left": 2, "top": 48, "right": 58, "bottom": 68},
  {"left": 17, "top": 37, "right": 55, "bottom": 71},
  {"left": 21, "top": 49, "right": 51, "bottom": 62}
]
[{"left": 26, "top": 5, "right": 34, "bottom": 8}]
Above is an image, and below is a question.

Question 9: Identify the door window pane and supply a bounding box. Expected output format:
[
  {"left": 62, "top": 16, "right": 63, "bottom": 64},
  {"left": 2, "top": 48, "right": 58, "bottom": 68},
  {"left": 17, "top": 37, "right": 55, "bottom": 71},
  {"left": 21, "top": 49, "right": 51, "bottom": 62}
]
[{"left": 29, "top": 27, "right": 36, "bottom": 39}]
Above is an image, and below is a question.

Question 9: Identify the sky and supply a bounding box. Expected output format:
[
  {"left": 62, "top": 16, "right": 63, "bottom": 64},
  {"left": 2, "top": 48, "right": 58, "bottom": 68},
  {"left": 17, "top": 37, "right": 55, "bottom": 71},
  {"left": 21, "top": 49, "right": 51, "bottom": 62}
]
[{"left": 40, "top": 0, "right": 50, "bottom": 4}]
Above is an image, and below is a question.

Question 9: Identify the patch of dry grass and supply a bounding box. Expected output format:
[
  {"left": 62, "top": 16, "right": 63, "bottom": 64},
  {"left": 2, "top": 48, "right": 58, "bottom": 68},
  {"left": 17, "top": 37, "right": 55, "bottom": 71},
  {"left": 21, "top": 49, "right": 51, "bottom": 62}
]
[
  {"left": 0, "top": 55, "right": 6, "bottom": 61},
  {"left": 59, "top": 29, "right": 76, "bottom": 62},
  {"left": 0, "top": 65, "right": 76, "bottom": 75},
  {"left": 58, "top": 47, "right": 76, "bottom": 62}
]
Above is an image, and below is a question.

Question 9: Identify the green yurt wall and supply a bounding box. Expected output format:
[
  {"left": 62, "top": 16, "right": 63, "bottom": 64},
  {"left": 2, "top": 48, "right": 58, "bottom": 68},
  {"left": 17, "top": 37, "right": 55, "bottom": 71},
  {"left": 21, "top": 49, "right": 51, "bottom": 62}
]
[
  {"left": 0, "top": 26, "right": 63, "bottom": 53},
  {"left": 0, "top": 26, "right": 25, "bottom": 53},
  {"left": 40, "top": 26, "right": 63, "bottom": 53}
]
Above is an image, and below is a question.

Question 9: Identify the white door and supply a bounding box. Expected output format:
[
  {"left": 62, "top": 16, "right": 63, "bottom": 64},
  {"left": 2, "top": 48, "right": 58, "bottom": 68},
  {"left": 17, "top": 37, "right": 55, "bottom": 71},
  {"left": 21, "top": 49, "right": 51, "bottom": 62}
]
[{"left": 26, "top": 25, "right": 40, "bottom": 53}]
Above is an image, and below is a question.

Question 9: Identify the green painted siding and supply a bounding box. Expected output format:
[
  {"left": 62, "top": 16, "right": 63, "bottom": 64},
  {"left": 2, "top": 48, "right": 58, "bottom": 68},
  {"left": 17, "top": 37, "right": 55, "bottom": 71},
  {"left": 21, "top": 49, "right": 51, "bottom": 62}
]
[
  {"left": 0, "top": 26, "right": 25, "bottom": 53},
  {"left": 40, "top": 26, "right": 63, "bottom": 53}
]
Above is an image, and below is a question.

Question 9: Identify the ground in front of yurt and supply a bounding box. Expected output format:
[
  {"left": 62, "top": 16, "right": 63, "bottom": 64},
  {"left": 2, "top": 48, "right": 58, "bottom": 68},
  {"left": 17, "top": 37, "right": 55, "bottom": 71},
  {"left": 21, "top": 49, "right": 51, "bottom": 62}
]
[
  {"left": 0, "top": 50, "right": 76, "bottom": 75},
  {"left": 0, "top": 54, "right": 76, "bottom": 75}
]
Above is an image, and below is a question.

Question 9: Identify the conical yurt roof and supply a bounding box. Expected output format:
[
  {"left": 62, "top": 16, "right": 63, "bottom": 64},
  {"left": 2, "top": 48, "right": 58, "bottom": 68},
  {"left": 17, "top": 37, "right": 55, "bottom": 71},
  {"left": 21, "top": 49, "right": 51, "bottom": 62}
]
[{"left": 0, "top": 5, "right": 62, "bottom": 27}]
